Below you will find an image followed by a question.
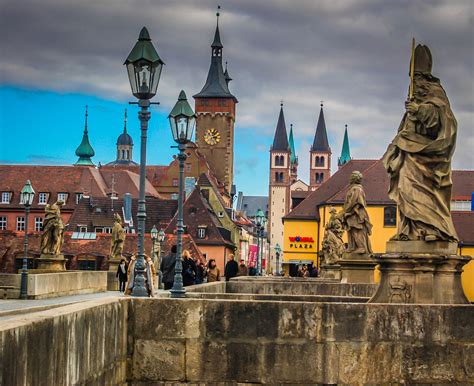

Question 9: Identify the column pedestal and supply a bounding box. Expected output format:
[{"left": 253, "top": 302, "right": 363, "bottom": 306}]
[
  {"left": 319, "top": 264, "right": 341, "bottom": 280},
  {"left": 338, "top": 252, "right": 377, "bottom": 283},
  {"left": 369, "top": 241, "right": 471, "bottom": 304},
  {"left": 36, "top": 253, "right": 66, "bottom": 272}
]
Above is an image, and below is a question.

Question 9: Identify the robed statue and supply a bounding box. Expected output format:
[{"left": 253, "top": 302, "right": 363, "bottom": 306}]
[
  {"left": 111, "top": 213, "right": 126, "bottom": 260},
  {"left": 341, "top": 171, "right": 372, "bottom": 254},
  {"left": 321, "top": 207, "right": 345, "bottom": 264},
  {"left": 40, "top": 200, "right": 65, "bottom": 255},
  {"left": 383, "top": 43, "right": 458, "bottom": 242}
]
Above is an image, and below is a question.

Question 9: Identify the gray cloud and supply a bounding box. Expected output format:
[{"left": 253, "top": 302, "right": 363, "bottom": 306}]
[{"left": 1, "top": 0, "right": 472, "bottom": 187}]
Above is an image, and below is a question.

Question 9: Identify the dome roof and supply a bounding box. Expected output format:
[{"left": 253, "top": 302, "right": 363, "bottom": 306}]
[{"left": 117, "top": 132, "right": 133, "bottom": 146}]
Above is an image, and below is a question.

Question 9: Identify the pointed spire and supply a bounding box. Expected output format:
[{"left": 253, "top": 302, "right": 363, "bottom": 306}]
[
  {"left": 123, "top": 108, "right": 128, "bottom": 134},
  {"left": 338, "top": 124, "right": 351, "bottom": 166},
  {"left": 193, "top": 7, "right": 236, "bottom": 101},
  {"left": 311, "top": 103, "right": 331, "bottom": 152},
  {"left": 289, "top": 124, "right": 297, "bottom": 164},
  {"left": 75, "top": 105, "right": 95, "bottom": 166},
  {"left": 271, "top": 104, "right": 290, "bottom": 151},
  {"left": 224, "top": 61, "right": 232, "bottom": 85}
]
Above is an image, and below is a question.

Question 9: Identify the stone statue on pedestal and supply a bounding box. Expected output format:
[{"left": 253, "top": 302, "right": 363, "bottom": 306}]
[
  {"left": 321, "top": 207, "right": 344, "bottom": 265},
  {"left": 110, "top": 213, "right": 126, "bottom": 260},
  {"left": 40, "top": 200, "right": 65, "bottom": 255},
  {"left": 382, "top": 44, "right": 458, "bottom": 242},
  {"left": 370, "top": 42, "right": 470, "bottom": 304},
  {"left": 341, "top": 171, "right": 372, "bottom": 254}
]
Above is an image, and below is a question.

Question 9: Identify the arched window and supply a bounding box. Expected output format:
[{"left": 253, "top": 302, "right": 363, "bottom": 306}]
[
  {"left": 319, "top": 173, "right": 324, "bottom": 183},
  {"left": 279, "top": 172, "right": 284, "bottom": 182},
  {"left": 122, "top": 149, "right": 126, "bottom": 159},
  {"left": 275, "top": 155, "right": 279, "bottom": 166},
  {"left": 320, "top": 157, "right": 325, "bottom": 167},
  {"left": 315, "top": 156, "right": 319, "bottom": 167},
  {"left": 125, "top": 150, "right": 129, "bottom": 160},
  {"left": 315, "top": 173, "right": 319, "bottom": 184},
  {"left": 275, "top": 172, "right": 279, "bottom": 182}
]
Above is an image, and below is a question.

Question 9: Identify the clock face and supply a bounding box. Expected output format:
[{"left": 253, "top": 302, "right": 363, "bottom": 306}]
[{"left": 204, "top": 128, "right": 221, "bottom": 146}]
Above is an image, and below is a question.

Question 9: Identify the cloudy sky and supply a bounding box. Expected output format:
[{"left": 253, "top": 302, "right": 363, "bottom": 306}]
[{"left": 0, "top": 0, "right": 472, "bottom": 195}]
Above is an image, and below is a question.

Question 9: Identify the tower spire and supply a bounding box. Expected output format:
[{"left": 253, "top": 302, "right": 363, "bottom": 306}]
[
  {"left": 271, "top": 104, "right": 290, "bottom": 151},
  {"left": 75, "top": 105, "right": 95, "bottom": 166},
  {"left": 289, "top": 124, "right": 297, "bottom": 164},
  {"left": 123, "top": 108, "right": 128, "bottom": 134},
  {"left": 311, "top": 103, "right": 330, "bottom": 152},
  {"left": 338, "top": 124, "right": 351, "bottom": 167}
]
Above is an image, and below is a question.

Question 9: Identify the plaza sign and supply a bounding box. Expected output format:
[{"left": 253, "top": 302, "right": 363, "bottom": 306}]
[{"left": 288, "top": 236, "right": 315, "bottom": 250}]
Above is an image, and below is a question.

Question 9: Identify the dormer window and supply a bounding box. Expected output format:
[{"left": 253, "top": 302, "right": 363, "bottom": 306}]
[
  {"left": 38, "top": 192, "right": 48, "bottom": 205},
  {"left": 197, "top": 226, "right": 207, "bottom": 239},
  {"left": 57, "top": 192, "right": 68, "bottom": 204},
  {"left": 1, "top": 192, "right": 11, "bottom": 204}
]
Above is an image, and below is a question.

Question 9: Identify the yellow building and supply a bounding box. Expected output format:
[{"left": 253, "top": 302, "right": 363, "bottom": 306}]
[{"left": 282, "top": 159, "right": 474, "bottom": 300}]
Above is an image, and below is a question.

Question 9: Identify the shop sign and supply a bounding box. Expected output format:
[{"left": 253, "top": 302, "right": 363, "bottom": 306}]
[{"left": 288, "top": 236, "right": 315, "bottom": 250}]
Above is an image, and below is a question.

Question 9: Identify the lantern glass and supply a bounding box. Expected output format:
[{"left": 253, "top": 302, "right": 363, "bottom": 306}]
[
  {"left": 150, "top": 225, "right": 158, "bottom": 240},
  {"left": 170, "top": 114, "right": 195, "bottom": 144},
  {"left": 255, "top": 208, "right": 264, "bottom": 226},
  {"left": 127, "top": 60, "right": 162, "bottom": 100},
  {"left": 20, "top": 180, "right": 35, "bottom": 206},
  {"left": 158, "top": 229, "right": 165, "bottom": 243}
]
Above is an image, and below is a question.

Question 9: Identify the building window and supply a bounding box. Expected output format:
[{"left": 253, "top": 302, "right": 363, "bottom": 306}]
[
  {"left": 79, "top": 226, "right": 88, "bottom": 233},
  {"left": 16, "top": 217, "right": 25, "bottom": 231},
  {"left": 200, "top": 99, "right": 209, "bottom": 106},
  {"left": 38, "top": 192, "right": 48, "bottom": 205},
  {"left": 384, "top": 207, "right": 397, "bottom": 227},
  {"left": 78, "top": 260, "right": 96, "bottom": 271},
  {"left": 185, "top": 164, "right": 191, "bottom": 172},
  {"left": 34, "top": 217, "right": 43, "bottom": 232},
  {"left": 0, "top": 216, "right": 7, "bottom": 230},
  {"left": 218, "top": 99, "right": 227, "bottom": 107},
  {"left": 58, "top": 193, "right": 68, "bottom": 203},
  {"left": 1, "top": 192, "right": 10, "bottom": 204},
  {"left": 197, "top": 227, "right": 206, "bottom": 239},
  {"left": 95, "top": 227, "right": 104, "bottom": 233},
  {"left": 172, "top": 178, "right": 179, "bottom": 187},
  {"left": 103, "top": 227, "right": 112, "bottom": 234},
  {"left": 76, "top": 193, "right": 83, "bottom": 204},
  {"left": 171, "top": 193, "right": 178, "bottom": 200}
]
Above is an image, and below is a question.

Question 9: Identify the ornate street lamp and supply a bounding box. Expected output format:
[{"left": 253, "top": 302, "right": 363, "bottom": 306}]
[
  {"left": 20, "top": 180, "right": 35, "bottom": 300},
  {"left": 124, "top": 27, "right": 164, "bottom": 297},
  {"left": 151, "top": 224, "right": 158, "bottom": 260},
  {"left": 157, "top": 228, "right": 165, "bottom": 289},
  {"left": 169, "top": 90, "right": 196, "bottom": 298},
  {"left": 275, "top": 243, "right": 282, "bottom": 276},
  {"left": 255, "top": 208, "right": 265, "bottom": 275}
]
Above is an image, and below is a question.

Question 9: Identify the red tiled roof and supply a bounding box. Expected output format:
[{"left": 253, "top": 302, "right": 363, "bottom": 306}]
[
  {"left": 284, "top": 160, "right": 377, "bottom": 220},
  {"left": 452, "top": 211, "right": 474, "bottom": 245}
]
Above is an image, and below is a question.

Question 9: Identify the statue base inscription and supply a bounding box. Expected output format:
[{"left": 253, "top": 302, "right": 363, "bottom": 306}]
[
  {"left": 369, "top": 241, "right": 471, "bottom": 304},
  {"left": 338, "top": 252, "right": 377, "bottom": 284},
  {"left": 37, "top": 253, "right": 66, "bottom": 271},
  {"left": 319, "top": 264, "right": 341, "bottom": 280}
]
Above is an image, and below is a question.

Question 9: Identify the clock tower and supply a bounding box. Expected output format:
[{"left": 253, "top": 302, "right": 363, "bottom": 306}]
[{"left": 193, "top": 10, "right": 237, "bottom": 196}]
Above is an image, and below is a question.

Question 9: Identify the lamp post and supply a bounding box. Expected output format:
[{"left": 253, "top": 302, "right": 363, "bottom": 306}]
[
  {"left": 151, "top": 224, "right": 158, "bottom": 263},
  {"left": 275, "top": 243, "right": 281, "bottom": 276},
  {"left": 169, "top": 90, "right": 196, "bottom": 298},
  {"left": 157, "top": 228, "right": 165, "bottom": 289},
  {"left": 20, "top": 180, "right": 35, "bottom": 300},
  {"left": 124, "top": 27, "right": 164, "bottom": 297},
  {"left": 255, "top": 208, "right": 264, "bottom": 275}
]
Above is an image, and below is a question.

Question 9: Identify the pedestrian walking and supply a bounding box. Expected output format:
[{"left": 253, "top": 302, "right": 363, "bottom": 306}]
[
  {"left": 237, "top": 259, "right": 248, "bottom": 276},
  {"left": 224, "top": 254, "right": 239, "bottom": 281},
  {"left": 207, "top": 259, "right": 220, "bottom": 282},
  {"left": 182, "top": 250, "right": 197, "bottom": 287},
  {"left": 116, "top": 258, "right": 128, "bottom": 292},
  {"left": 161, "top": 245, "right": 177, "bottom": 290},
  {"left": 195, "top": 258, "right": 206, "bottom": 284}
]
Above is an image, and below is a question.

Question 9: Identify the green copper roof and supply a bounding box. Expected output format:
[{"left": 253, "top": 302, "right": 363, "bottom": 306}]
[
  {"left": 289, "top": 124, "right": 297, "bottom": 164},
  {"left": 75, "top": 107, "right": 95, "bottom": 166},
  {"left": 338, "top": 124, "right": 351, "bottom": 166},
  {"left": 169, "top": 90, "right": 195, "bottom": 118},
  {"left": 124, "top": 27, "right": 164, "bottom": 65}
]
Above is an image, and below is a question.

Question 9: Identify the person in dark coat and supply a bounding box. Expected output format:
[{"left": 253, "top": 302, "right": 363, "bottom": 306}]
[
  {"left": 161, "top": 245, "right": 177, "bottom": 290},
  {"left": 182, "top": 250, "right": 197, "bottom": 287},
  {"left": 224, "top": 254, "right": 239, "bottom": 282},
  {"left": 116, "top": 258, "right": 128, "bottom": 292}
]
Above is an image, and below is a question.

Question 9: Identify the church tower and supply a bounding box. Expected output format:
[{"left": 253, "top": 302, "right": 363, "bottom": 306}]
[
  {"left": 193, "top": 8, "right": 237, "bottom": 196},
  {"left": 269, "top": 104, "right": 292, "bottom": 267},
  {"left": 309, "top": 103, "right": 331, "bottom": 190},
  {"left": 75, "top": 106, "right": 95, "bottom": 166},
  {"left": 338, "top": 124, "right": 351, "bottom": 168}
]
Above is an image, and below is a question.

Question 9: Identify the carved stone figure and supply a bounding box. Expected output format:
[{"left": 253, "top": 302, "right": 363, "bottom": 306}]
[
  {"left": 382, "top": 44, "right": 458, "bottom": 242},
  {"left": 321, "top": 207, "right": 344, "bottom": 265},
  {"left": 341, "top": 171, "right": 372, "bottom": 254},
  {"left": 40, "top": 200, "right": 65, "bottom": 255},
  {"left": 110, "top": 213, "right": 126, "bottom": 260}
]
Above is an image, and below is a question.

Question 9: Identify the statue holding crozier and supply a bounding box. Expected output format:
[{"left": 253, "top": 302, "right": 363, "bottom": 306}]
[
  {"left": 370, "top": 40, "right": 470, "bottom": 304},
  {"left": 382, "top": 41, "right": 458, "bottom": 242}
]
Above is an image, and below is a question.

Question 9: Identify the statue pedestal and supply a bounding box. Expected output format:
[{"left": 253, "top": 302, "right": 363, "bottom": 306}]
[
  {"left": 319, "top": 264, "right": 341, "bottom": 280},
  {"left": 108, "top": 257, "right": 122, "bottom": 272},
  {"left": 369, "top": 241, "right": 471, "bottom": 304},
  {"left": 36, "top": 254, "right": 66, "bottom": 272},
  {"left": 338, "top": 252, "right": 377, "bottom": 284}
]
